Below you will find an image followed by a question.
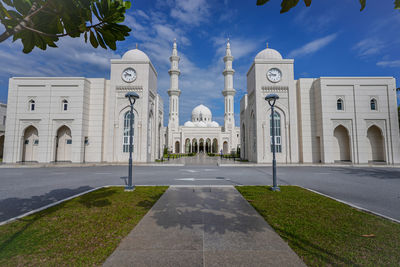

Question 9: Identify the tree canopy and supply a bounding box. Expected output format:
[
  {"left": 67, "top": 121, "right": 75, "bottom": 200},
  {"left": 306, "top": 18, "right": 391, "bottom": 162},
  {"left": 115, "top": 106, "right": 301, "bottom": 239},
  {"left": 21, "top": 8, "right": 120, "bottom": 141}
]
[
  {"left": 0, "top": 0, "right": 132, "bottom": 53},
  {"left": 256, "top": 0, "right": 400, "bottom": 14}
]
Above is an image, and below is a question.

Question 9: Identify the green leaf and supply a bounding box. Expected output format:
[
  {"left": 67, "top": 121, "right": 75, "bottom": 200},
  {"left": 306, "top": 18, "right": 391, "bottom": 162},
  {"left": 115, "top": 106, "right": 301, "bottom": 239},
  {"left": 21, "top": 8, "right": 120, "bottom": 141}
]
[
  {"left": 95, "top": 30, "right": 107, "bottom": 49},
  {"left": 395, "top": 0, "right": 400, "bottom": 9},
  {"left": 359, "top": 0, "right": 366, "bottom": 11},
  {"left": 280, "top": 0, "right": 300, "bottom": 13},
  {"left": 89, "top": 29, "right": 98, "bottom": 48},
  {"left": 303, "top": 0, "right": 312, "bottom": 7},
  {"left": 124, "top": 0, "right": 131, "bottom": 9},
  {"left": 84, "top": 31, "right": 88, "bottom": 42},
  {"left": 256, "top": 0, "right": 270, "bottom": 5},
  {"left": 13, "top": 0, "right": 32, "bottom": 16}
]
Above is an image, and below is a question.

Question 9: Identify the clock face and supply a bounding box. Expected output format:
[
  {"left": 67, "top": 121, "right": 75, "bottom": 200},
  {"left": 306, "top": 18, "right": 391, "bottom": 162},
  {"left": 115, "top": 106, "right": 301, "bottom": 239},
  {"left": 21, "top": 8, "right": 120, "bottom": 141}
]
[
  {"left": 267, "top": 68, "right": 282, "bottom": 83},
  {"left": 122, "top": 68, "right": 137, "bottom": 83}
]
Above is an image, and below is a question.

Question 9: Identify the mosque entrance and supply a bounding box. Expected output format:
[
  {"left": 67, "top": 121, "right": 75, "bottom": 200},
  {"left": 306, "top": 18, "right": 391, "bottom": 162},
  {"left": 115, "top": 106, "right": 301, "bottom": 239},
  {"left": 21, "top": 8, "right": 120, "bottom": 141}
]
[{"left": 199, "top": 138, "right": 204, "bottom": 153}]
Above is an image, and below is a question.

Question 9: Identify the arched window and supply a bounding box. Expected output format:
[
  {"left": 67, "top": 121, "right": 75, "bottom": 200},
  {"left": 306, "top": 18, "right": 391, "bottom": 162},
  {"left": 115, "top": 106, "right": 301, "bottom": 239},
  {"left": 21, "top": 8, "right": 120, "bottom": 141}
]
[
  {"left": 337, "top": 98, "right": 344, "bottom": 111},
  {"left": 370, "top": 98, "right": 377, "bottom": 111},
  {"left": 29, "top": 99, "right": 35, "bottom": 111},
  {"left": 123, "top": 111, "right": 135, "bottom": 153},
  {"left": 270, "top": 111, "right": 282, "bottom": 153},
  {"left": 62, "top": 99, "right": 68, "bottom": 111}
]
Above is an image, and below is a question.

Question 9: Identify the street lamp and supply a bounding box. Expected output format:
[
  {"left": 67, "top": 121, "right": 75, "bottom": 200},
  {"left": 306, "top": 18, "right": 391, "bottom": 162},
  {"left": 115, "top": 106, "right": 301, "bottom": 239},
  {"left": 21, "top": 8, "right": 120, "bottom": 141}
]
[
  {"left": 265, "top": 93, "right": 280, "bottom": 192},
  {"left": 125, "top": 91, "right": 139, "bottom": 191}
]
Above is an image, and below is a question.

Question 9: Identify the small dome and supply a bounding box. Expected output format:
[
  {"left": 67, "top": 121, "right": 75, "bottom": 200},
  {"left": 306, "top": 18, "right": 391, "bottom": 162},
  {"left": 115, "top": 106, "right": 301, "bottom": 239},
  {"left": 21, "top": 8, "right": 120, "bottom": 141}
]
[
  {"left": 191, "top": 104, "right": 212, "bottom": 122},
  {"left": 208, "top": 121, "right": 219, "bottom": 127},
  {"left": 122, "top": 49, "right": 150, "bottom": 61},
  {"left": 184, "top": 121, "right": 195, "bottom": 127},
  {"left": 255, "top": 48, "right": 282, "bottom": 60}
]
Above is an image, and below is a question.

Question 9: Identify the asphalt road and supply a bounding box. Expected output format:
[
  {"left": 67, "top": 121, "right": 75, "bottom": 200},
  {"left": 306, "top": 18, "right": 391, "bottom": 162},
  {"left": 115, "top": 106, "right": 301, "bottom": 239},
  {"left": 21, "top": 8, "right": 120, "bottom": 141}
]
[{"left": 1, "top": 160, "right": 400, "bottom": 223}]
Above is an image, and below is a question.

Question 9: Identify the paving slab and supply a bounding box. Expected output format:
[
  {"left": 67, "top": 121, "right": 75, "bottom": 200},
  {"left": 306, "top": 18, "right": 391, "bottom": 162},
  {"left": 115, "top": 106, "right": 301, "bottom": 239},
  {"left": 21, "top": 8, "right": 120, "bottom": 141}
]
[{"left": 103, "top": 186, "right": 305, "bottom": 267}]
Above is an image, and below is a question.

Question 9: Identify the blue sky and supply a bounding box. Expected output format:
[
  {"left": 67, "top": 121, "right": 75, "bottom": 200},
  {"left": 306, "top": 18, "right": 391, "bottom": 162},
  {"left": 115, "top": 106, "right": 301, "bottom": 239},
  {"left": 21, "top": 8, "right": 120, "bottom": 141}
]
[{"left": 0, "top": 0, "right": 399, "bottom": 126}]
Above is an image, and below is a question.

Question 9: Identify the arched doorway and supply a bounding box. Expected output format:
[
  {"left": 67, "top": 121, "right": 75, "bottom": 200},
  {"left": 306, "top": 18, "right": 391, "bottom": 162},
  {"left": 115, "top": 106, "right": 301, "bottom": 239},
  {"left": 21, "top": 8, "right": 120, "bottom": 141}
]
[
  {"left": 241, "top": 123, "right": 246, "bottom": 159},
  {"left": 206, "top": 138, "right": 211, "bottom": 153},
  {"left": 333, "top": 125, "right": 351, "bottom": 162},
  {"left": 22, "top": 126, "right": 39, "bottom": 162},
  {"left": 212, "top": 139, "right": 218, "bottom": 153},
  {"left": 185, "top": 138, "right": 191, "bottom": 153},
  {"left": 175, "top": 141, "right": 180, "bottom": 153},
  {"left": 367, "top": 125, "right": 385, "bottom": 162},
  {"left": 56, "top": 126, "right": 72, "bottom": 162},
  {"left": 223, "top": 141, "right": 229, "bottom": 154},
  {"left": 0, "top": 134, "right": 4, "bottom": 159},
  {"left": 199, "top": 138, "right": 204, "bottom": 153},
  {"left": 192, "top": 139, "right": 198, "bottom": 153}
]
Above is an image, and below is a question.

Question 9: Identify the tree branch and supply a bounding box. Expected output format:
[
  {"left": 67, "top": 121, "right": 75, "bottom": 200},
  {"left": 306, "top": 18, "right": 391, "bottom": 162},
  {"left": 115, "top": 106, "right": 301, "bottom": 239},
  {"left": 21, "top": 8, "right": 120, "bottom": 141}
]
[{"left": 21, "top": 21, "right": 106, "bottom": 38}]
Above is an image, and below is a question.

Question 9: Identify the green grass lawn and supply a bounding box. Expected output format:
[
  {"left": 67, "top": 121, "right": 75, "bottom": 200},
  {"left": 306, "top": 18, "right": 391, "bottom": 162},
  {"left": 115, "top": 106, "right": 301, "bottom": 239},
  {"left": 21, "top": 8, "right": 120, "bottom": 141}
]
[
  {"left": 0, "top": 186, "right": 167, "bottom": 266},
  {"left": 237, "top": 186, "right": 400, "bottom": 267}
]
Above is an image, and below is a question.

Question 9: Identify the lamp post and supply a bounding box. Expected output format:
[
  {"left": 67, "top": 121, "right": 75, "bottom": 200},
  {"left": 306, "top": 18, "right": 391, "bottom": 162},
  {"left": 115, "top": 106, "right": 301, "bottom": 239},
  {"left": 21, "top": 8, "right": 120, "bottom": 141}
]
[
  {"left": 125, "top": 92, "right": 139, "bottom": 191},
  {"left": 265, "top": 93, "right": 280, "bottom": 192}
]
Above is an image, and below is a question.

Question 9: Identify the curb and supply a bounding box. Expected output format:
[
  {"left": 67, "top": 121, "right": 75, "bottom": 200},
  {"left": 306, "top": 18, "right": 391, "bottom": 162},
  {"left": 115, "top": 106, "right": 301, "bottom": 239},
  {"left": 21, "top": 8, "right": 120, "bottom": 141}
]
[
  {"left": 218, "top": 163, "right": 400, "bottom": 168},
  {"left": 0, "top": 163, "right": 185, "bottom": 168},
  {"left": 299, "top": 186, "right": 400, "bottom": 224}
]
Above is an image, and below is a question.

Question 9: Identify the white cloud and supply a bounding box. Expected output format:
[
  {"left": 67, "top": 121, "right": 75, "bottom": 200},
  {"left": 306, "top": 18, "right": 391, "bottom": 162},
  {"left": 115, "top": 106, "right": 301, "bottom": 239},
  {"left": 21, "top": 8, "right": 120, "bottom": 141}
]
[
  {"left": 376, "top": 60, "right": 400, "bottom": 68},
  {"left": 170, "top": 0, "right": 210, "bottom": 26},
  {"left": 288, "top": 33, "right": 338, "bottom": 58},
  {"left": 353, "top": 38, "right": 385, "bottom": 57},
  {"left": 212, "top": 36, "right": 261, "bottom": 60}
]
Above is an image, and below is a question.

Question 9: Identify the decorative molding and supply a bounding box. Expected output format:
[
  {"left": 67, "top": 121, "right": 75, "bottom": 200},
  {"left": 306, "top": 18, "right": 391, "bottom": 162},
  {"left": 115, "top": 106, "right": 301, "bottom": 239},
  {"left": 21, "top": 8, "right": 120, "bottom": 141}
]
[
  {"left": 331, "top": 119, "right": 352, "bottom": 134},
  {"left": 116, "top": 85, "right": 143, "bottom": 91},
  {"left": 365, "top": 119, "right": 386, "bottom": 132},
  {"left": 261, "top": 86, "right": 288, "bottom": 92}
]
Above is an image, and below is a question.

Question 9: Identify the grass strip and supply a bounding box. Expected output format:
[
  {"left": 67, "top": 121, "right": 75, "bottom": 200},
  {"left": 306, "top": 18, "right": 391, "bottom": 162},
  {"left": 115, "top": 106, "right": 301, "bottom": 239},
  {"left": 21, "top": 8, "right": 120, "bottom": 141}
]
[
  {"left": 0, "top": 186, "right": 168, "bottom": 266},
  {"left": 236, "top": 186, "right": 400, "bottom": 267}
]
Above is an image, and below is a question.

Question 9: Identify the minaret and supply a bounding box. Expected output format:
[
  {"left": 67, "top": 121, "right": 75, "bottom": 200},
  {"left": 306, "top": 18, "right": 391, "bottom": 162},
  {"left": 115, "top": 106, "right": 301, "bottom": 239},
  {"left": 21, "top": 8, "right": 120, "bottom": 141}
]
[
  {"left": 168, "top": 39, "right": 181, "bottom": 131},
  {"left": 222, "top": 39, "right": 236, "bottom": 131}
]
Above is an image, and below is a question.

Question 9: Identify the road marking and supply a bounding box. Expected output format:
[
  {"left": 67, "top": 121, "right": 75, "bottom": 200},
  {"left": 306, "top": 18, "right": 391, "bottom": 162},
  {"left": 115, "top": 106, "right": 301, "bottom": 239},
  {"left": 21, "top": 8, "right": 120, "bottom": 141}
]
[
  {"left": 182, "top": 170, "right": 198, "bottom": 173},
  {"left": 95, "top": 172, "right": 112, "bottom": 175}
]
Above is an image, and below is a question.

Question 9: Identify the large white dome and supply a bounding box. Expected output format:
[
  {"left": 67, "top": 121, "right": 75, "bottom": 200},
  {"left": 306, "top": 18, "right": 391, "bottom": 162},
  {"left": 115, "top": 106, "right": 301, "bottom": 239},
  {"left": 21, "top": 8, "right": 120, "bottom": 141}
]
[
  {"left": 183, "top": 104, "right": 220, "bottom": 127},
  {"left": 122, "top": 48, "right": 150, "bottom": 61},
  {"left": 255, "top": 48, "right": 283, "bottom": 60},
  {"left": 191, "top": 104, "right": 212, "bottom": 122}
]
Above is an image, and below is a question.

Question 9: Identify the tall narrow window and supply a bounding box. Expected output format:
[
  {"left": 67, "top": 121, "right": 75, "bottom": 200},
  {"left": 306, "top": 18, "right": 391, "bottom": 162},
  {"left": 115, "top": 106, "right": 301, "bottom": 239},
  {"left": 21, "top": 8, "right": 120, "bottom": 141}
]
[
  {"left": 62, "top": 100, "right": 68, "bottom": 111},
  {"left": 123, "top": 111, "right": 135, "bottom": 153},
  {"left": 29, "top": 100, "right": 35, "bottom": 111},
  {"left": 337, "top": 98, "right": 344, "bottom": 111},
  {"left": 370, "top": 98, "right": 377, "bottom": 110},
  {"left": 270, "top": 111, "right": 282, "bottom": 153}
]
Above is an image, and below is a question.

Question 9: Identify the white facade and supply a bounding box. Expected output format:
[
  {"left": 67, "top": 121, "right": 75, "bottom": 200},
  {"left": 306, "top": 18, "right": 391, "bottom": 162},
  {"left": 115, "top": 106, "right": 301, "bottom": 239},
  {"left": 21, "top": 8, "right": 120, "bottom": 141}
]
[
  {"left": 166, "top": 40, "right": 240, "bottom": 155},
  {"left": 241, "top": 46, "right": 400, "bottom": 164},
  {"left": 4, "top": 49, "right": 164, "bottom": 163}
]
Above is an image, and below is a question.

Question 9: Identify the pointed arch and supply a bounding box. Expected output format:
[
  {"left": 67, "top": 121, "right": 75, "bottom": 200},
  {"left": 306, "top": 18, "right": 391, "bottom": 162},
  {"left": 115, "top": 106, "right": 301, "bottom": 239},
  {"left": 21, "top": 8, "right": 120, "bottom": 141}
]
[
  {"left": 366, "top": 125, "right": 385, "bottom": 162},
  {"left": 55, "top": 125, "right": 72, "bottom": 162},
  {"left": 333, "top": 125, "right": 351, "bottom": 162},
  {"left": 22, "top": 125, "right": 39, "bottom": 162}
]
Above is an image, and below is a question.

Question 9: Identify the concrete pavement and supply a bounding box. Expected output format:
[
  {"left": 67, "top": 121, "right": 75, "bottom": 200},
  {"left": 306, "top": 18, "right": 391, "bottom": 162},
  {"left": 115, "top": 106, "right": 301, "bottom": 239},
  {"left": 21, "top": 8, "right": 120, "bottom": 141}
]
[{"left": 103, "top": 186, "right": 305, "bottom": 267}]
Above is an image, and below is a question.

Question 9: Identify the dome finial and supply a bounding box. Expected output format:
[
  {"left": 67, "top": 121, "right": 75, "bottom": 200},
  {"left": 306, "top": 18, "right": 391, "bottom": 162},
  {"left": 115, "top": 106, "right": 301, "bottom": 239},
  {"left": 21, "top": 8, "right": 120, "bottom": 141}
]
[
  {"left": 136, "top": 43, "right": 138, "bottom": 49},
  {"left": 267, "top": 42, "right": 269, "bottom": 49}
]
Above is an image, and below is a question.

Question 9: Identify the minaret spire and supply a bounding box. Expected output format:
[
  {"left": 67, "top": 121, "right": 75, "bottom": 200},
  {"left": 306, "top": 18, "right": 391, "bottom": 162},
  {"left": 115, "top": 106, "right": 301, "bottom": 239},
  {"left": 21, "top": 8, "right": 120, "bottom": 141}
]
[
  {"left": 222, "top": 38, "right": 236, "bottom": 131},
  {"left": 167, "top": 39, "right": 181, "bottom": 152}
]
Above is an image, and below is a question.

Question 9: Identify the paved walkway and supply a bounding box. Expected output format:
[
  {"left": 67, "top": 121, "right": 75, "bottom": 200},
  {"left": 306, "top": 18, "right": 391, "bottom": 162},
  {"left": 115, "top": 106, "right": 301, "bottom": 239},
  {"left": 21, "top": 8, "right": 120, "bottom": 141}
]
[{"left": 103, "top": 186, "right": 305, "bottom": 267}]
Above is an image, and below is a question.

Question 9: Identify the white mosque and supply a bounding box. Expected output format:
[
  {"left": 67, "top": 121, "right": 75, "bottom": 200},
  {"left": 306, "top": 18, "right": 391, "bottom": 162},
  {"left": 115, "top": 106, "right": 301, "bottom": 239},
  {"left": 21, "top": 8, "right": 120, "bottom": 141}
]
[
  {"left": 2, "top": 39, "right": 400, "bottom": 164},
  {"left": 165, "top": 40, "right": 240, "bottom": 155}
]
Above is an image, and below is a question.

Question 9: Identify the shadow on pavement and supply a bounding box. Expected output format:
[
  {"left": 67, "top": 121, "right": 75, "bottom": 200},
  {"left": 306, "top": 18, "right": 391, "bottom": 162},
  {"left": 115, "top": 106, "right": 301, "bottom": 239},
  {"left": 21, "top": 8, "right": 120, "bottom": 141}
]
[
  {"left": 0, "top": 186, "right": 93, "bottom": 222},
  {"left": 332, "top": 167, "right": 400, "bottom": 180}
]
